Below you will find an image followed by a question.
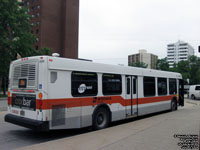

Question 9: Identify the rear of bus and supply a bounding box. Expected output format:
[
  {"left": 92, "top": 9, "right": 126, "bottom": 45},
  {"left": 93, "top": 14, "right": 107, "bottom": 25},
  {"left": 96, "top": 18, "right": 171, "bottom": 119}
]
[{"left": 5, "top": 56, "right": 49, "bottom": 131}]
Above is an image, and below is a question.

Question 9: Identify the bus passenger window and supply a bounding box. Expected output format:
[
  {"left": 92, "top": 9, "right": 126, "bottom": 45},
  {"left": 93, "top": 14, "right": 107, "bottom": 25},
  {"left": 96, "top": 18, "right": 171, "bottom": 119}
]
[
  {"left": 51, "top": 72, "right": 57, "bottom": 83},
  {"left": 71, "top": 71, "right": 97, "bottom": 97},
  {"left": 143, "top": 77, "right": 155, "bottom": 97},
  {"left": 103, "top": 74, "right": 122, "bottom": 95},
  {"left": 169, "top": 79, "right": 177, "bottom": 95},
  {"left": 158, "top": 78, "right": 167, "bottom": 95}
]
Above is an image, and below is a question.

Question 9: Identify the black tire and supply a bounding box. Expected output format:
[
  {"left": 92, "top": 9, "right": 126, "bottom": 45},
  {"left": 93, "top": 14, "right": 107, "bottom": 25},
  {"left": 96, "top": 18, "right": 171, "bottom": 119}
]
[
  {"left": 191, "top": 94, "right": 196, "bottom": 100},
  {"left": 171, "top": 99, "right": 177, "bottom": 111},
  {"left": 93, "top": 107, "right": 110, "bottom": 130}
]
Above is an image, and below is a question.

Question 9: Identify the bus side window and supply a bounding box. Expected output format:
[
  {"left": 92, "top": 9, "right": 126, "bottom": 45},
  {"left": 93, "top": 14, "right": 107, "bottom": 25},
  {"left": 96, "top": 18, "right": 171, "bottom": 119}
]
[
  {"left": 51, "top": 72, "right": 57, "bottom": 83},
  {"left": 169, "top": 79, "right": 177, "bottom": 95},
  {"left": 102, "top": 74, "right": 122, "bottom": 95},
  {"left": 143, "top": 77, "right": 155, "bottom": 97},
  {"left": 71, "top": 71, "right": 98, "bottom": 97},
  {"left": 158, "top": 78, "right": 167, "bottom": 96}
]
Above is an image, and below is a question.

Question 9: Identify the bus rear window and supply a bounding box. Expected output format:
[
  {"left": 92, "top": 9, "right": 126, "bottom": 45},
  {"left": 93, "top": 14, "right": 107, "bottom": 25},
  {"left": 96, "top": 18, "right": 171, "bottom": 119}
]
[{"left": 71, "top": 71, "right": 98, "bottom": 97}]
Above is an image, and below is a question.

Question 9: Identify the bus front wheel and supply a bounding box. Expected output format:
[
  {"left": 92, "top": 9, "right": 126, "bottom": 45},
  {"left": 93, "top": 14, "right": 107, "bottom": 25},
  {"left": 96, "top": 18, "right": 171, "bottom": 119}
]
[
  {"left": 171, "top": 99, "right": 177, "bottom": 111},
  {"left": 93, "top": 107, "right": 110, "bottom": 130}
]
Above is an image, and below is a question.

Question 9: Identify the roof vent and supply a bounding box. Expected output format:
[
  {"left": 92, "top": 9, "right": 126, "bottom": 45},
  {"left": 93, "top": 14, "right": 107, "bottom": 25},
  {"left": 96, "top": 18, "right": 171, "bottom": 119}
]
[{"left": 52, "top": 53, "right": 60, "bottom": 57}]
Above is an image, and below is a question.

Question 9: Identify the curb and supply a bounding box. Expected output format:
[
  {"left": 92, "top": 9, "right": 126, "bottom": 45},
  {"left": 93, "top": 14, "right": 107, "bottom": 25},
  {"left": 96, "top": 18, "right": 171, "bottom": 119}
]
[{"left": 185, "top": 100, "right": 200, "bottom": 106}]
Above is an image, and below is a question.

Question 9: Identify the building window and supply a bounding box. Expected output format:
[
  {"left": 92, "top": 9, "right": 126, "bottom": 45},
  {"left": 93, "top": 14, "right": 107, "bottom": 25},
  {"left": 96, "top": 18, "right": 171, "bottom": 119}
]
[
  {"left": 71, "top": 71, "right": 98, "bottom": 97},
  {"left": 168, "top": 44, "right": 174, "bottom": 47},
  {"left": 35, "top": 46, "right": 38, "bottom": 50},
  {"left": 36, "top": 13, "right": 40, "bottom": 17},
  {"left": 36, "top": 21, "right": 40, "bottom": 26},
  {"left": 158, "top": 78, "right": 167, "bottom": 95},
  {"left": 103, "top": 74, "right": 122, "bottom": 95},
  {"left": 36, "top": 29, "right": 39, "bottom": 34},
  {"left": 169, "top": 79, "right": 177, "bottom": 95},
  {"left": 179, "top": 43, "right": 187, "bottom": 46},
  {"left": 37, "top": 5, "right": 40, "bottom": 9},
  {"left": 143, "top": 77, "right": 155, "bottom": 97},
  {"left": 31, "top": 6, "right": 34, "bottom": 11}
]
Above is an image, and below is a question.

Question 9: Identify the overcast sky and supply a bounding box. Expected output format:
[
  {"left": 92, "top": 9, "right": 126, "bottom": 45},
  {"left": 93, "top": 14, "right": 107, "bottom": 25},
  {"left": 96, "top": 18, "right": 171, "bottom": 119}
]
[{"left": 79, "top": 0, "right": 200, "bottom": 65}]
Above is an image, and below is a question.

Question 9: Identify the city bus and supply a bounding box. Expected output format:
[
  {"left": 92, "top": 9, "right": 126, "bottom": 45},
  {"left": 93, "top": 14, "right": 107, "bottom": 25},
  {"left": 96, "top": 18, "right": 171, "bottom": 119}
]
[{"left": 5, "top": 56, "right": 184, "bottom": 131}]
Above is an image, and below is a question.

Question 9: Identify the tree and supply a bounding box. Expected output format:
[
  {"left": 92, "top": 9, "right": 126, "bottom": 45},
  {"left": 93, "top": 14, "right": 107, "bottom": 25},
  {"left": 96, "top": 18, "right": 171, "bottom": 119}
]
[
  {"left": 155, "top": 55, "right": 200, "bottom": 85},
  {"left": 129, "top": 62, "right": 148, "bottom": 68},
  {"left": 0, "top": 0, "right": 51, "bottom": 95},
  {"left": 169, "top": 56, "right": 200, "bottom": 85},
  {"left": 156, "top": 57, "right": 169, "bottom": 71},
  {"left": 188, "top": 56, "right": 200, "bottom": 85}
]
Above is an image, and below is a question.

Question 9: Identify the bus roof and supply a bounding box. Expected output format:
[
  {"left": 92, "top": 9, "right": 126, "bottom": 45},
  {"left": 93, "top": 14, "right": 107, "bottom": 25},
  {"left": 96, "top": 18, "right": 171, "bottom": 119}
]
[{"left": 12, "top": 56, "right": 182, "bottom": 79}]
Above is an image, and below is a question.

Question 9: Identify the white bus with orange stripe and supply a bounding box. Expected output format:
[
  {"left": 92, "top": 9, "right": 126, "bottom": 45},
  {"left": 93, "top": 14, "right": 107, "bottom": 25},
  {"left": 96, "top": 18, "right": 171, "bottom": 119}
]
[{"left": 5, "top": 56, "right": 184, "bottom": 131}]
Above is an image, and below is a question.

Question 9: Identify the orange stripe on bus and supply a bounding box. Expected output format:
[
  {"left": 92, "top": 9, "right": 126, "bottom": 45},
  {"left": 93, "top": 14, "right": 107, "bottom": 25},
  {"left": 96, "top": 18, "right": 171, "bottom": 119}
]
[{"left": 36, "top": 95, "right": 176, "bottom": 110}]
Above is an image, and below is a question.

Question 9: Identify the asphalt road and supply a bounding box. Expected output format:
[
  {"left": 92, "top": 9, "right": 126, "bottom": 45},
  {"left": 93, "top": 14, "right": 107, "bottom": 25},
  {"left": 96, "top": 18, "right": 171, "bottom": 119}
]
[
  {"left": 0, "top": 98, "right": 7, "bottom": 111},
  {"left": 0, "top": 99, "right": 199, "bottom": 150}
]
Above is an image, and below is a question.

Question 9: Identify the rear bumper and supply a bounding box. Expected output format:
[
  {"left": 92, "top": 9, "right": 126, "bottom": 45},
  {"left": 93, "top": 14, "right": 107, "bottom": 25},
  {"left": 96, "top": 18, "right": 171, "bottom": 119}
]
[{"left": 4, "top": 114, "right": 49, "bottom": 132}]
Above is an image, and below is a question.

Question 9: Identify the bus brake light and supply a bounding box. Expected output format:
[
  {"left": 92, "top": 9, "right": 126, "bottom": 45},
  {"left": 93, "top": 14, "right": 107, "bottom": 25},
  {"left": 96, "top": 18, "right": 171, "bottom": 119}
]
[{"left": 39, "top": 93, "right": 43, "bottom": 99}]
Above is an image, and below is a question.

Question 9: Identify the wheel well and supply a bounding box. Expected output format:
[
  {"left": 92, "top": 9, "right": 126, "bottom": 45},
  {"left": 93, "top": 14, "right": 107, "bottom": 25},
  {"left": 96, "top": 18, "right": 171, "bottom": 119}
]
[
  {"left": 171, "top": 96, "right": 177, "bottom": 106},
  {"left": 172, "top": 96, "right": 177, "bottom": 102},
  {"left": 93, "top": 104, "right": 112, "bottom": 122}
]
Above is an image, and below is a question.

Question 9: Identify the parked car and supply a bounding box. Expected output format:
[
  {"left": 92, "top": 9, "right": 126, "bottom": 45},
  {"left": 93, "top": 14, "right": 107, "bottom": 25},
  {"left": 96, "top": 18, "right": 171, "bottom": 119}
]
[{"left": 189, "top": 85, "right": 200, "bottom": 100}]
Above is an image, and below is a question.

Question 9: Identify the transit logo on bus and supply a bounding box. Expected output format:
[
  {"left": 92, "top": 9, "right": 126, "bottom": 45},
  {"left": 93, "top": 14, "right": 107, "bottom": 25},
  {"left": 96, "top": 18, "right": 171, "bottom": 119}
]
[{"left": 78, "top": 84, "right": 93, "bottom": 94}]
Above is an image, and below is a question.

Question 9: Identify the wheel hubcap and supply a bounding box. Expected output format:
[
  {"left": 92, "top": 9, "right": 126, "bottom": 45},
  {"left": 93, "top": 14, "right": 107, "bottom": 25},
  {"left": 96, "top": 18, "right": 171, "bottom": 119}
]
[
  {"left": 97, "top": 114, "right": 104, "bottom": 125},
  {"left": 172, "top": 101, "right": 176, "bottom": 110}
]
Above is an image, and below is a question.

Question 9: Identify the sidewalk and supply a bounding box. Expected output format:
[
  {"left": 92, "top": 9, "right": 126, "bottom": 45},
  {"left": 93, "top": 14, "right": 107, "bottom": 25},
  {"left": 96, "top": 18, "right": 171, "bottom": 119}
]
[{"left": 19, "top": 101, "right": 200, "bottom": 150}]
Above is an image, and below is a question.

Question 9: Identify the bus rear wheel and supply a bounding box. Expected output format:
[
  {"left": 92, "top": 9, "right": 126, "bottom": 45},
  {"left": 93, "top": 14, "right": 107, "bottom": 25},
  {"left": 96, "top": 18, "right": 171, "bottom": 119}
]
[
  {"left": 171, "top": 99, "right": 177, "bottom": 111},
  {"left": 93, "top": 107, "right": 110, "bottom": 130}
]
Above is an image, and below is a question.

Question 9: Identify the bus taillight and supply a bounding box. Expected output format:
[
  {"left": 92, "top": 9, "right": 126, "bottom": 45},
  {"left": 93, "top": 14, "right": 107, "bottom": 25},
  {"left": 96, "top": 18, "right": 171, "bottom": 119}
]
[{"left": 38, "top": 93, "right": 43, "bottom": 99}]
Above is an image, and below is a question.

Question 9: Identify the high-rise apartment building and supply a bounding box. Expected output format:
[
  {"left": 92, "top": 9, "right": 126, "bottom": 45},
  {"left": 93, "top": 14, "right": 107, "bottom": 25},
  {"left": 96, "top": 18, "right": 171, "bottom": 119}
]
[
  {"left": 128, "top": 50, "right": 158, "bottom": 69},
  {"left": 167, "top": 41, "right": 194, "bottom": 68},
  {"left": 22, "top": 0, "right": 79, "bottom": 59}
]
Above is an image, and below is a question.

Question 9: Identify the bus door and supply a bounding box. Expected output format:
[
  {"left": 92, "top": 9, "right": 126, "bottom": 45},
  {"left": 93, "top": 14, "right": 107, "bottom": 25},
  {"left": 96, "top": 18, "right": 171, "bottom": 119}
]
[
  {"left": 125, "top": 76, "right": 138, "bottom": 117},
  {"left": 179, "top": 79, "right": 184, "bottom": 106}
]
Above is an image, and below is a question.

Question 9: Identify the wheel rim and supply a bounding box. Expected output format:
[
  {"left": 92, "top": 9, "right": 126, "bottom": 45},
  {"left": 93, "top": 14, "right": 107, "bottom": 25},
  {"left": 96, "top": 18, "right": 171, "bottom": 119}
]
[
  {"left": 172, "top": 101, "right": 176, "bottom": 110},
  {"left": 96, "top": 112, "right": 107, "bottom": 128}
]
